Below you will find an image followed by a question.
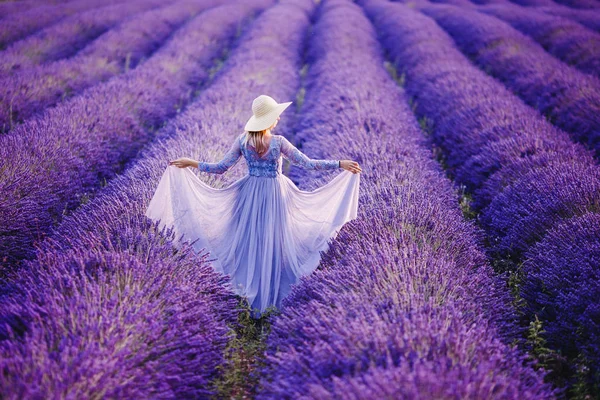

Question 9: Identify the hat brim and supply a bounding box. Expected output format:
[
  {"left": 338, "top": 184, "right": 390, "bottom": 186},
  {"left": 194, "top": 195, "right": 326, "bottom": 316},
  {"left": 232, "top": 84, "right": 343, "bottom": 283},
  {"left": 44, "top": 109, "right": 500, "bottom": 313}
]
[{"left": 244, "top": 101, "right": 292, "bottom": 132}]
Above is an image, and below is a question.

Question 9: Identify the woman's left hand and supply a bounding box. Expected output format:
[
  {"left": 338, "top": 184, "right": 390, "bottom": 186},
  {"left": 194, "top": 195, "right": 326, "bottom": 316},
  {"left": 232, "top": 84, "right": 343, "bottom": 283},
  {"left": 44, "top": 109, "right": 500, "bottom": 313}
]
[
  {"left": 169, "top": 157, "right": 196, "bottom": 168},
  {"left": 340, "top": 160, "right": 362, "bottom": 174}
]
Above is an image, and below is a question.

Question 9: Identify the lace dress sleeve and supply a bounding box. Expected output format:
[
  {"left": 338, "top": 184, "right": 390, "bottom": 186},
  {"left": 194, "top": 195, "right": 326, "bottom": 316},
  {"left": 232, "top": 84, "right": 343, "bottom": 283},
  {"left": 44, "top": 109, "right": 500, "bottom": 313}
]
[
  {"left": 197, "top": 136, "right": 242, "bottom": 174},
  {"left": 280, "top": 136, "right": 340, "bottom": 170}
]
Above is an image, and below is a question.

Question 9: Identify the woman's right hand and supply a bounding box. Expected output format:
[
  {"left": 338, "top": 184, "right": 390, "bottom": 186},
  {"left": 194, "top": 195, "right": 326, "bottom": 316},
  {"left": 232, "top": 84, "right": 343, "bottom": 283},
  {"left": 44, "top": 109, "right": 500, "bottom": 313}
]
[
  {"left": 169, "top": 157, "right": 197, "bottom": 168},
  {"left": 340, "top": 160, "right": 362, "bottom": 174}
]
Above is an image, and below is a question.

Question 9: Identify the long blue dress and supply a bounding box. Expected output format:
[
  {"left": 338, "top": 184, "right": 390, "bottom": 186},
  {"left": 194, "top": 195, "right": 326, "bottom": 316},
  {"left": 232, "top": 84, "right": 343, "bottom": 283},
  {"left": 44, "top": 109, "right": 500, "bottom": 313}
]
[{"left": 145, "top": 133, "right": 360, "bottom": 318}]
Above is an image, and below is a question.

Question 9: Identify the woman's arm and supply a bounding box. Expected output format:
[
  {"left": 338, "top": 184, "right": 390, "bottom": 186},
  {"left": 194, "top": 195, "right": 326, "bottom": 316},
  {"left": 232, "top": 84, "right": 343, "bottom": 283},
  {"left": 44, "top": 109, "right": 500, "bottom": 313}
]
[
  {"left": 280, "top": 136, "right": 362, "bottom": 173},
  {"left": 169, "top": 136, "right": 242, "bottom": 174},
  {"left": 280, "top": 136, "right": 340, "bottom": 170}
]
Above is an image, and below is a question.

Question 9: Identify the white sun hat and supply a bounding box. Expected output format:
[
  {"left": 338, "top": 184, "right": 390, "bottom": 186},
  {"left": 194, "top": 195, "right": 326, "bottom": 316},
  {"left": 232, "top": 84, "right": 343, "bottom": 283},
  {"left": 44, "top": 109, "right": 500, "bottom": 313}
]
[{"left": 244, "top": 95, "right": 292, "bottom": 132}]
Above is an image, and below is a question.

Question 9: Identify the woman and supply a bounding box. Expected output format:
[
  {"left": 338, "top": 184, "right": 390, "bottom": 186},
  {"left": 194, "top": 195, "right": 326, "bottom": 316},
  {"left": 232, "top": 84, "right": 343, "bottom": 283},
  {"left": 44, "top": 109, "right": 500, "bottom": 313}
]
[{"left": 145, "top": 95, "right": 361, "bottom": 318}]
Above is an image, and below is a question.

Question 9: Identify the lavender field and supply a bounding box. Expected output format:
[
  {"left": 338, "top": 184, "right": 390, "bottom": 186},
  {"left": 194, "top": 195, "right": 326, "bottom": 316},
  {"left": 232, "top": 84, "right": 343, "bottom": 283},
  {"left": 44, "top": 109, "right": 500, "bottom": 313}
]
[{"left": 0, "top": 0, "right": 598, "bottom": 398}]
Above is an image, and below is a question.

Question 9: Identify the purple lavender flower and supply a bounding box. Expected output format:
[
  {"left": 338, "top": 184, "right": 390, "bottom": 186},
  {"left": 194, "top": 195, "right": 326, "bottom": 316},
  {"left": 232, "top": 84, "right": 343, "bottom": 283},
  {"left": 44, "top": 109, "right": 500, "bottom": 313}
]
[
  {"left": 457, "top": 130, "right": 589, "bottom": 203},
  {"left": 508, "top": 0, "right": 556, "bottom": 6},
  {"left": 0, "top": 0, "right": 129, "bottom": 50},
  {"left": 0, "top": 0, "right": 317, "bottom": 396},
  {"left": 0, "top": 1, "right": 41, "bottom": 20},
  {"left": 536, "top": 6, "right": 600, "bottom": 32},
  {"left": 521, "top": 213, "right": 600, "bottom": 379},
  {"left": 255, "top": 1, "right": 555, "bottom": 397},
  {"left": 479, "top": 160, "right": 600, "bottom": 261},
  {"left": 468, "top": 0, "right": 513, "bottom": 4},
  {"left": 0, "top": 0, "right": 166, "bottom": 74},
  {"left": 428, "top": 0, "right": 475, "bottom": 6},
  {"left": 0, "top": 0, "right": 224, "bottom": 130},
  {"left": 0, "top": 1, "right": 265, "bottom": 269},
  {"left": 552, "top": 0, "right": 600, "bottom": 9},
  {"left": 419, "top": 3, "right": 600, "bottom": 157},
  {"left": 362, "top": 0, "right": 600, "bottom": 391},
  {"left": 0, "top": 234, "right": 239, "bottom": 398},
  {"left": 478, "top": 3, "right": 600, "bottom": 78}
]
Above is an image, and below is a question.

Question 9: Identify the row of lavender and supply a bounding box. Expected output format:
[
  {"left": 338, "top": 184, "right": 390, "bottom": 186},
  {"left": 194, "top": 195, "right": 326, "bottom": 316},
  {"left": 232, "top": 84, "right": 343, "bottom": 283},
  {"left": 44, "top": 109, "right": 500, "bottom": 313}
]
[
  {"left": 0, "top": 0, "right": 167, "bottom": 74},
  {"left": 0, "top": 0, "right": 315, "bottom": 397},
  {"left": 510, "top": 0, "right": 599, "bottom": 9},
  {"left": 0, "top": 237, "right": 235, "bottom": 398},
  {"left": 476, "top": 2, "right": 600, "bottom": 78},
  {"left": 422, "top": 0, "right": 600, "bottom": 33},
  {"left": 0, "top": 0, "right": 239, "bottom": 270},
  {"left": 0, "top": 0, "right": 129, "bottom": 50},
  {"left": 0, "top": 0, "right": 197, "bottom": 131},
  {"left": 536, "top": 5, "right": 600, "bottom": 31},
  {"left": 255, "top": 0, "right": 556, "bottom": 397},
  {"left": 364, "top": 0, "right": 600, "bottom": 393},
  {"left": 0, "top": 1, "right": 46, "bottom": 19},
  {"left": 415, "top": 2, "right": 600, "bottom": 157}
]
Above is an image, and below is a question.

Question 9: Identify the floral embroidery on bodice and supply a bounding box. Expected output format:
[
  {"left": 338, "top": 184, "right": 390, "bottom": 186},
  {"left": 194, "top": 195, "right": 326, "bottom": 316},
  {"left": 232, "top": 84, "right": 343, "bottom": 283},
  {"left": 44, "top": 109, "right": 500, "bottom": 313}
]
[
  {"left": 240, "top": 134, "right": 284, "bottom": 177},
  {"left": 197, "top": 134, "right": 340, "bottom": 178}
]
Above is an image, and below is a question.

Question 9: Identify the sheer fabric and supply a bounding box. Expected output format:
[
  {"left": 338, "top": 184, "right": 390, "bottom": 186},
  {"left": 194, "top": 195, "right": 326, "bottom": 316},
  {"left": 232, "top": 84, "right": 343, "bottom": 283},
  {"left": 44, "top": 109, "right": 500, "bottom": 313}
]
[
  {"left": 197, "top": 134, "right": 340, "bottom": 177},
  {"left": 146, "top": 133, "right": 360, "bottom": 317}
]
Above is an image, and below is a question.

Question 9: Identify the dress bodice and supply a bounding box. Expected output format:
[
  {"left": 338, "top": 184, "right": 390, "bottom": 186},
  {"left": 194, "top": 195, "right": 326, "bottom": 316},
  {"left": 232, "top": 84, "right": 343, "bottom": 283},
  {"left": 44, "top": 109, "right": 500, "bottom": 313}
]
[
  {"left": 240, "top": 134, "right": 284, "bottom": 177},
  {"left": 197, "top": 134, "right": 340, "bottom": 178}
]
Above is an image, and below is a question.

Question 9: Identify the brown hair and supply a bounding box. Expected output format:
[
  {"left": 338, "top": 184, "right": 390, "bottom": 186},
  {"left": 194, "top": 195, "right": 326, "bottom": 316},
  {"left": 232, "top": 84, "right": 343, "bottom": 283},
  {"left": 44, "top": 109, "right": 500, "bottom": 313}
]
[
  {"left": 242, "top": 130, "right": 268, "bottom": 156},
  {"left": 242, "top": 119, "right": 276, "bottom": 156}
]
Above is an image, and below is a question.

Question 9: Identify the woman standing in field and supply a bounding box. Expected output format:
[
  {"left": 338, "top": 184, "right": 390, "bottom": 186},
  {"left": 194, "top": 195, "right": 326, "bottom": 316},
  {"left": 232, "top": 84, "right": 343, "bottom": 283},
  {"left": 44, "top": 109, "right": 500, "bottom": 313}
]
[{"left": 146, "top": 95, "right": 361, "bottom": 318}]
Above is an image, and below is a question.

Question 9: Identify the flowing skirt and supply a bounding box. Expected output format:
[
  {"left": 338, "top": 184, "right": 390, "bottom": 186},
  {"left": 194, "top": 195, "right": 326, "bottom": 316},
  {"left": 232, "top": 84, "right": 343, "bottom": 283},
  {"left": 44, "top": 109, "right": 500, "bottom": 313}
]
[{"left": 145, "top": 166, "right": 360, "bottom": 317}]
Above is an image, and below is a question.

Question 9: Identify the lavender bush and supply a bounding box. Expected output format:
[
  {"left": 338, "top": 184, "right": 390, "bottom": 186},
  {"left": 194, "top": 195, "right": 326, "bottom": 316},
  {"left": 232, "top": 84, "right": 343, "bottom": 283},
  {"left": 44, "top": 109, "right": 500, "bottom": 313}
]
[
  {"left": 419, "top": 3, "right": 600, "bottom": 157},
  {"left": 521, "top": 213, "right": 600, "bottom": 388},
  {"left": 466, "top": 0, "right": 512, "bottom": 4},
  {"left": 0, "top": 0, "right": 314, "bottom": 396},
  {"left": 505, "top": 0, "right": 555, "bottom": 6},
  {"left": 478, "top": 3, "right": 600, "bottom": 78},
  {"left": 478, "top": 161, "right": 600, "bottom": 260},
  {"left": 38, "top": 0, "right": 309, "bottom": 260},
  {"left": 551, "top": 0, "right": 600, "bottom": 9},
  {"left": 0, "top": 0, "right": 128, "bottom": 50},
  {"left": 0, "top": 237, "right": 238, "bottom": 399},
  {"left": 254, "top": 0, "right": 555, "bottom": 397},
  {"left": 0, "top": 1, "right": 42, "bottom": 19},
  {"left": 0, "top": 0, "right": 217, "bottom": 131},
  {"left": 363, "top": 0, "right": 600, "bottom": 393},
  {"left": 461, "top": 131, "right": 589, "bottom": 209},
  {"left": 536, "top": 6, "right": 600, "bottom": 32},
  {"left": 428, "top": 0, "right": 475, "bottom": 7},
  {"left": 0, "top": 1, "right": 261, "bottom": 270},
  {"left": 0, "top": 0, "right": 166, "bottom": 74}
]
